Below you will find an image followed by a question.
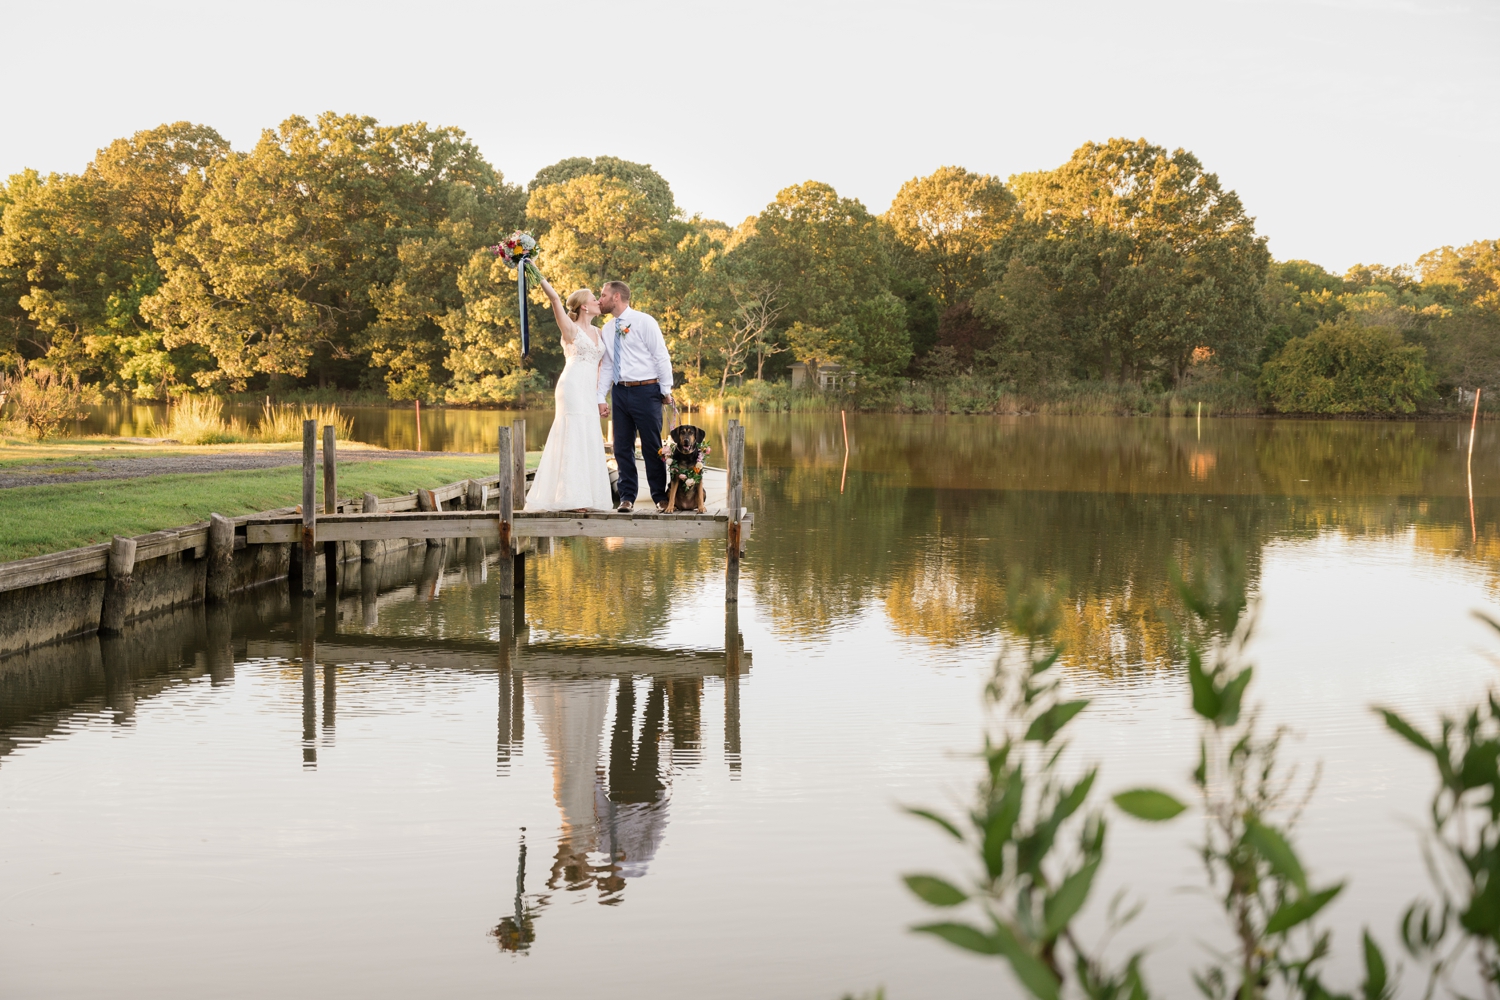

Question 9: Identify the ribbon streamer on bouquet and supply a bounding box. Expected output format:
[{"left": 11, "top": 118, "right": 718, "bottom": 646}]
[{"left": 516, "top": 256, "right": 531, "bottom": 358}]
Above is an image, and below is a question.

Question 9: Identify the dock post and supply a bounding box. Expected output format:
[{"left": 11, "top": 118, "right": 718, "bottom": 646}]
[
  {"left": 417, "top": 488, "right": 441, "bottom": 547},
  {"left": 322, "top": 425, "right": 338, "bottom": 591},
  {"left": 360, "top": 493, "right": 379, "bottom": 562},
  {"left": 206, "top": 513, "right": 235, "bottom": 603},
  {"left": 300, "top": 597, "right": 316, "bottom": 767},
  {"left": 511, "top": 419, "right": 527, "bottom": 509},
  {"left": 725, "top": 420, "right": 744, "bottom": 604},
  {"left": 724, "top": 603, "right": 742, "bottom": 773},
  {"left": 99, "top": 535, "right": 137, "bottom": 635},
  {"left": 360, "top": 559, "right": 379, "bottom": 628},
  {"left": 465, "top": 478, "right": 485, "bottom": 512},
  {"left": 511, "top": 419, "right": 527, "bottom": 601},
  {"left": 497, "top": 425, "right": 515, "bottom": 600},
  {"left": 301, "top": 420, "right": 316, "bottom": 596}
]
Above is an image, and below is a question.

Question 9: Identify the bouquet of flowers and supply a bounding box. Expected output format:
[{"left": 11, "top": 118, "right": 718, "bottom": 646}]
[{"left": 489, "top": 231, "right": 544, "bottom": 287}]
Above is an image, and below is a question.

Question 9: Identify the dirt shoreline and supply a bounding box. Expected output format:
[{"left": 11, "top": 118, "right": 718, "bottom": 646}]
[{"left": 0, "top": 450, "right": 491, "bottom": 489}]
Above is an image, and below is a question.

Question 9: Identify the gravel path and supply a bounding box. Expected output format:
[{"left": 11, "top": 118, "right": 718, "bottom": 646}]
[{"left": 0, "top": 451, "right": 485, "bottom": 489}]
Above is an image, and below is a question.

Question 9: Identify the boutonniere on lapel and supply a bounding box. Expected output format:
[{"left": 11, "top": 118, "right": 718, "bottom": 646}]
[{"left": 616, "top": 320, "right": 632, "bottom": 338}]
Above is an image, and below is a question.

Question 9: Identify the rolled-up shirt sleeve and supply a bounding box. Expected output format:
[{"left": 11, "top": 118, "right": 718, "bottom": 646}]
[{"left": 646, "top": 314, "right": 673, "bottom": 391}]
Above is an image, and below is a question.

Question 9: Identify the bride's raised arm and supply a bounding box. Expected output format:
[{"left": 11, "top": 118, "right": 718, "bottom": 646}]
[{"left": 535, "top": 274, "right": 578, "bottom": 344}]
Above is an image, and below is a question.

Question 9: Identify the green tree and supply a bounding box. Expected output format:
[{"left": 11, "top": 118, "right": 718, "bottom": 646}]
[
  {"left": 1259, "top": 318, "right": 1436, "bottom": 414},
  {"left": 981, "top": 139, "right": 1270, "bottom": 387},
  {"left": 440, "top": 251, "right": 548, "bottom": 405},
  {"left": 1261, "top": 259, "right": 1346, "bottom": 362},
  {"left": 526, "top": 174, "right": 665, "bottom": 293},
  {"left": 884, "top": 165, "right": 1015, "bottom": 308},
  {"left": 144, "top": 113, "right": 521, "bottom": 393},
  {"left": 0, "top": 122, "right": 229, "bottom": 392},
  {"left": 735, "top": 181, "right": 908, "bottom": 386},
  {"left": 528, "top": 156, "right": 676, "bottom": 222}
]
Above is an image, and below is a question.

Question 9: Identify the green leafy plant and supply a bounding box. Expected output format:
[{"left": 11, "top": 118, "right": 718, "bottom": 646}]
[
  {"left": 1380, "top": 613, "right": 1500, "bottom": 998},
  {"left": 0, "top": 360, "right": 99, "bottom": 438},
  {"left": 1117, "top": 546, "right": 1388, "bottom": 1000},
  {"left": 1258, "top": 319, "right": 1436, "bottom": 415},
  {"left": 903, "top": 575, "right": 1151, "bottom": 999}
]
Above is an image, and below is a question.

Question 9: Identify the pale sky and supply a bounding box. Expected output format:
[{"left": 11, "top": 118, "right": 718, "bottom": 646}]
[{"left": 2, "top": 0, "right": 1496, "bottom": 273}]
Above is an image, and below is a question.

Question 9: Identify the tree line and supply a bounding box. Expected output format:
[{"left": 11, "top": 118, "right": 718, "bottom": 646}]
[{"left": 2, "top": 113, "right": 1496, "bottom": 412}]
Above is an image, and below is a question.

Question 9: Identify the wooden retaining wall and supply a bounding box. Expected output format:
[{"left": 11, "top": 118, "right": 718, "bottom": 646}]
[{"left": 0, "top": 472, "right": 511, "bottom": 660}]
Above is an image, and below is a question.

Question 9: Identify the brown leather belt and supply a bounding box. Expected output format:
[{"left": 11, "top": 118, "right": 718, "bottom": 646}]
[{"left": 619, "top": 379, "right": 658, "bottom": 387}]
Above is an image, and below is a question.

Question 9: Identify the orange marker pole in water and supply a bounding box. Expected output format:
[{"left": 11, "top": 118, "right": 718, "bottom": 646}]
[
  {"left": 840, "top": 410, "right": 849, "bottom": 495},
  {"left": 1470, "top": 388, "right": 1481, "bottom": 542},
  {"left": 415, "top": 398, "right": 422, "bottom": 452}
]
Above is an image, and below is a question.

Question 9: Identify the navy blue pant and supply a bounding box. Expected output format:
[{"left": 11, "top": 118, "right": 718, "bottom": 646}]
[{"left": 611, "top": 383, "right": 667, "bottom": 505}]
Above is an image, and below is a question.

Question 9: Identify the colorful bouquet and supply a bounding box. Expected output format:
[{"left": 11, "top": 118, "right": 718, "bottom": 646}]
[{"left": 489, "top": 231, "right": 544, "bottom": 287}]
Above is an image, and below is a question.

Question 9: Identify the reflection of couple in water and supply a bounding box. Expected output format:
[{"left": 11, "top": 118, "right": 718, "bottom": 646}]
[{"left": 532, "top": 676, "right": 701, "bottom": 902}]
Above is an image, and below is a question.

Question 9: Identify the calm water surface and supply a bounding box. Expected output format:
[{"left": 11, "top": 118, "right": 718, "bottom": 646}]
[{"left": 6, "top": 413, "right": 1500, "bottom": 997}]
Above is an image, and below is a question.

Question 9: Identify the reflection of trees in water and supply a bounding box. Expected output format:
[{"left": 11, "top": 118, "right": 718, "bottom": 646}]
[
  {"left": 747, "top": 435, "right": 1499, "bottom": 672},
  {"left": 525, "top": 538, "right": 716, "bottom": 642}
]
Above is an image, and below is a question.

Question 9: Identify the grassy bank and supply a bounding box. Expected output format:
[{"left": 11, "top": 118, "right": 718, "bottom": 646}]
[
  {"left": 676, "top": 376, "right": 1266, "bottom": 416},
  {"left": 0, "top": 454, "right": 503, "bottom": 562}
]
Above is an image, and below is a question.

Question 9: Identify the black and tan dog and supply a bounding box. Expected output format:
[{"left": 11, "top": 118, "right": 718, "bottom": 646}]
[{"left": 660, "top": 424, "right": 710, "bottom": 513}]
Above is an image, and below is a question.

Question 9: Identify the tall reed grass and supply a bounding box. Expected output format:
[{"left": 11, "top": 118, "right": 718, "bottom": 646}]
[
  {"left": 159, "top": 397, "right": 354, "bottom": 445},
  {"left": 254, "top": 401, "right": 354, "bottom": 442}
]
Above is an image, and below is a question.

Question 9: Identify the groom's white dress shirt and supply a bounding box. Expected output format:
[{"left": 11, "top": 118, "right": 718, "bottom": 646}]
[{"left": 596, "top": 307, "right": 674, "bottom": 404}]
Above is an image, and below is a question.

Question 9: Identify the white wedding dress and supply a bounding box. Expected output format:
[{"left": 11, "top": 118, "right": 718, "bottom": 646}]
[{"left": 525, "top": 325, "right": 614, "bottom": 511}]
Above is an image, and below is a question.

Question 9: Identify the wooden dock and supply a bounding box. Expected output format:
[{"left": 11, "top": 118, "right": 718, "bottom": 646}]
[{"left": 240, "top": 418, "right": 752, "bottom": 608}]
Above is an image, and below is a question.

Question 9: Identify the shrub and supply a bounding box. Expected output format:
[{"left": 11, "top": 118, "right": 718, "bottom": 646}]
[
  {"left": 0, "top": 363, "right": 99, "bottom": 438},
  {"left": 1259, "top": 320, "right": 1436, "bottom": 414}
]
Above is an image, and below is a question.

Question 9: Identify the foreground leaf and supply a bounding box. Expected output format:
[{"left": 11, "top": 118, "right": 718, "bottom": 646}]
[
  {"left": 1187, "top": 648, "right": 1220, "bottom": 722},
  {"left": 1265, "top": 884, "right": 1342, "bottom": 934},
  {"left": 904, "top": 807, "right": 964, "bottom": 841},
  {"left": 1025, "top": 700, "right": 1089, "bottom": 743},
  {"left": 992, "top": 922, "right": 1062, "bottom": 1000},
  {"left": 1043, "top": 858, "right": 1099, "bottom": 936},
  {"left": 903, "top": 874, "right": 968, "bottom": 907},
  {"left": 1245, "top": 818, "right": 1307, "bottom": 893},
  {"left": 1113, "top": 788, "right": 1186, "bottom": 821},
  {"left": 1377, "top": 708, "right": 1434, "bottom": 754},
  {"left": 914, "top": 921, "right": 1002, "bottom": 955},
  {"left": 1361, "top": 930, "right": 1388, "bottom": 1000}
]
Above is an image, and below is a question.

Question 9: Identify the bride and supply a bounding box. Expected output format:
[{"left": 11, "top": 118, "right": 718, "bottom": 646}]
[{"left": 524, "top": 276, "right": 615, "bottom": 512}]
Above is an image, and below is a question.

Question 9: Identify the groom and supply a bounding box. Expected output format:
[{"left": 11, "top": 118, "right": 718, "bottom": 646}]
[{"left": 596, "top": 280, "right": 674, "bottom": 513}]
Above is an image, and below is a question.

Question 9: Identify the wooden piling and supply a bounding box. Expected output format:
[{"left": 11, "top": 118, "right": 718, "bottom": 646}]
[
  {"left": 511, "top": 419, "right": 527, "bottom": 509},
  {"left": 360, "top": 559, "right": 379, "bottom": 627},
  {"left": 322, "top": 424, "right": 338, "bottom": 591},
  {"left": 300, "top": 597, "right": 316, "bottom": 766},
  {"left": 417, "top": 488, "right": 442, "bottom": 546},
  {"left": 497, "top": 426, "right": 515, "bottom": 600},
  {"left": 360, "top": 493, "right": 379, "bottom": 561},
  {"left": 99, "top": 535, "right": 137, "bottom": 635},
  {"left": 725, "top": 420, "right": 745, "bottom": 604},
  {"left": 301, "top": 420, "right": 316, "bottom": 596},
  {"left": 724, "top": 603, "right": 742, "bottom": 773},
  {"left": 206, "top": 513, "right": 235, "bottom": 602},
  {"left": 465, "top": 479, "right": 486, "bottom": 512}
]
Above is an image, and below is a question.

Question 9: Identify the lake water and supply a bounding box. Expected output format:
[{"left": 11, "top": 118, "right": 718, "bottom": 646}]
[{"left": 5, "top": 412, "right": 1500, "bottom": 997}]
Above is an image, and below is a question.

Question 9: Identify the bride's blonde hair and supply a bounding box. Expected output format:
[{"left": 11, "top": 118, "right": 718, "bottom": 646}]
[{"left": 566, "top": 289, "right": 594, "bottom": 322}]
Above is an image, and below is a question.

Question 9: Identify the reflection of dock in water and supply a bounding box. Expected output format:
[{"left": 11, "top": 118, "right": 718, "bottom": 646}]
[{"left": 0, "top": 520, "right": 749, "bottom": 954}]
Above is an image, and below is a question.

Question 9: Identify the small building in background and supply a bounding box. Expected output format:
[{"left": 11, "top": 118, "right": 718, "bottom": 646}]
[{"left": 789, "top": 362, "right": 853, "bottom": 392}]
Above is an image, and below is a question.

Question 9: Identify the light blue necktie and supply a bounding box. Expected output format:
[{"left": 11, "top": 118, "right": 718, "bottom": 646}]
[{"left": 611, "top": 316, "right": 622, "bottom": 388}]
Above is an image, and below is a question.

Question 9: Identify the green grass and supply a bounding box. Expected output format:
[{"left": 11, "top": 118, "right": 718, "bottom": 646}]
[{"left": 0, "top": 455, "right": 508, "bottom": 562}]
